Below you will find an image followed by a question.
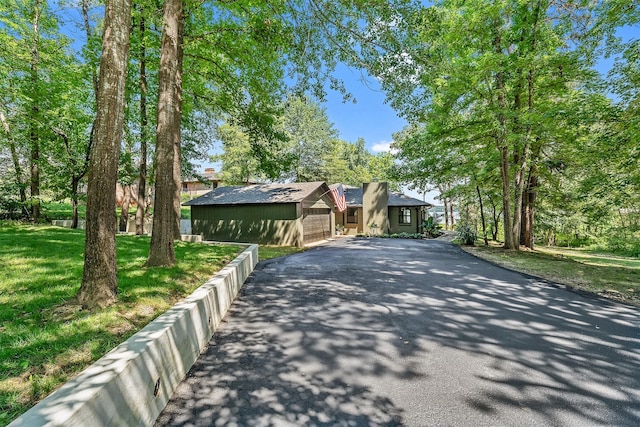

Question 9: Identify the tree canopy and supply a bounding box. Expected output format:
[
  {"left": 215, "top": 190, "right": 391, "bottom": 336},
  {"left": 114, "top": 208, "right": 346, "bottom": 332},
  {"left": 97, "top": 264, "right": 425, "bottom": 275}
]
[
  {"left": 376, "top": 0, "right": 639, "bottom": 251},
  {"left": 1, "top": 0, "right": 638, "bottom": 307}
]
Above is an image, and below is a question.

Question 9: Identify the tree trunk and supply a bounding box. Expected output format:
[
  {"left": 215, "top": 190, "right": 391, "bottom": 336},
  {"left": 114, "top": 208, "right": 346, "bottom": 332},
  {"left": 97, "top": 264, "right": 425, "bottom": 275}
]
[
  {"left": 499, "top": 144, "right": 515, "bottom": 249},
  {"left": 0, "top": 111, "right": 29, "bottom": 217},
  {"left": 77, "top": 0, "right": 132, "bottom": 308},
  {"left": 71, "top": 176, "right": 80, "bottom": 229},
  {"left": 492, "top": 20, "right": 517, "bottom": 250},
  {"left": 135, "top": 12, "right": 148, "bottom": 236},
  {"left": 172, "top": 9, "right": 185, "bottom": 241},
  {"left": 29, "top": 0, "right": 41, "bottom": 222},
  {"left": 443, "top": 197, "right": 449, "bottom": 230},
  {"left": 520, "top": 168, "right": 538, "bottom": 249},
  {"left": 491, "top": 205, "right": 499, "bottom": 241},
  {"left": 119, "top": 184, "right": 131, "bottom": 232},
  {"left": 449, "top": 198, "right": 455, "bottom": 228},
  {"left": 146, "top": 0, "right": 183, "bottom": 267},
  {"left": 476, "top": 184, "right": 488, "bottom": 246},
  {"left": 513, "top": 3, "right": 541, "bottom": 250},
  {"left": 173, "top": 122, "right": 182, "bottom": 240}
]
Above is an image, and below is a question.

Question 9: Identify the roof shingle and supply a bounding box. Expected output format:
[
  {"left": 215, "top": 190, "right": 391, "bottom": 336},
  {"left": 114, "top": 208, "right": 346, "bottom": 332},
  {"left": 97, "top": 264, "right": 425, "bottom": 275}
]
[
  {"left": 183, "top": 182, "right": 327, "bottom": 206},
  {"left": 344, "top": 186, "right": 431, "bottom": 207}
]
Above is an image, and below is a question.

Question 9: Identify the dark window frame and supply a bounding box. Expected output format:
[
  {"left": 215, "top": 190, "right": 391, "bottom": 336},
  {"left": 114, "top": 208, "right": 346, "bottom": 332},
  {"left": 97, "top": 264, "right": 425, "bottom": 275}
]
[{"left": 399, "top": 207, "right": 412, "bottom": 225}]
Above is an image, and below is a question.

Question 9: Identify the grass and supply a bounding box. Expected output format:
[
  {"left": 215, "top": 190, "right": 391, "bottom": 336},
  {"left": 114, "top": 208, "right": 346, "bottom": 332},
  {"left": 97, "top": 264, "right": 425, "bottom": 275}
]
[
  {"left": 460, "top": 242, "right": 640, "bottom": 306},
  {"left": 0, "top": 222, "right": 246, "bottom": 425},
  {"left": 41, "top": 202, "right": 87, "bottom": 220},
  {"left": 258, "top": 245, "right": 305, "bottom": 261}
]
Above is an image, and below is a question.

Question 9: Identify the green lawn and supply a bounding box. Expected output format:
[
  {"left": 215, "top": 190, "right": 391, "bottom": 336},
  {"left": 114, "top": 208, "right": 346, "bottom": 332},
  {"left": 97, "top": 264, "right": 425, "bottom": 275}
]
[
  {"left": 41, "top": 201, "right": 87, "bottom": 220},
  {"left": 258, "top": 245, "right": 305, "bottom": 261},
  {"left": 461, "top": 243, "right": 640, "bottom": 306},
  {"left": 0, "top": 222, "right": 244, "bottom": 425}
]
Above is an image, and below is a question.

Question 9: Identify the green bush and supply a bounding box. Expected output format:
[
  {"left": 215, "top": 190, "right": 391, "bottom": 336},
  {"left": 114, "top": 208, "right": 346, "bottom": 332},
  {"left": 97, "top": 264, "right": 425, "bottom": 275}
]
[
  {"left": 457, "top": 224, "right": 477, "bottom": 246},
  {"left": 422, "top": 216, "right": 442, "bottom": 238},
  {"left": 376, "top": 232, "right": 423, "bottom": 239},
  {"left": 602, "top": 230, "right": 640, "bottom": 258},
  {"left": 0, "top": 182, "right": 27, "bottom": 220},
  {"left": 554, "top": 233, "right": 593, "bottom": 248}
]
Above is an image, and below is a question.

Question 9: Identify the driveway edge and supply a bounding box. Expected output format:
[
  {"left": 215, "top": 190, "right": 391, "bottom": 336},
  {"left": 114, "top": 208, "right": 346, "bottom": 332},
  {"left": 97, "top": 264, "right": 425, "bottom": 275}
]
[{"left": 9, "top": 244, "right": 258, "bottom": 427}]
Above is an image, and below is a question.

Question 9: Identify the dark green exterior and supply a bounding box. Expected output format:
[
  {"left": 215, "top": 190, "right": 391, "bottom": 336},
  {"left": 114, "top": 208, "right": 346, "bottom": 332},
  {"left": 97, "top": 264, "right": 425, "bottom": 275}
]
[
  {"left": 191, "top": 203, "right": 304, "bottom": 246},
  {"left": 388, "top": 206, "right": 423, "bottom": 234}
]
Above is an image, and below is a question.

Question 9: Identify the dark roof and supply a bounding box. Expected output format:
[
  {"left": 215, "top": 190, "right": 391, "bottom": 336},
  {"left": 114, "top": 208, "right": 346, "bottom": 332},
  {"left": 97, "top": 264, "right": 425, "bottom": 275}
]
[
  {"left": 182, "top": 170, "right": 220, "bottom": 184},
  {"left": 344, "top": 186, "right": 431, "bottom": 208},
  {"left": 184, "top": 182, "right": 328, "bottom": 206}
]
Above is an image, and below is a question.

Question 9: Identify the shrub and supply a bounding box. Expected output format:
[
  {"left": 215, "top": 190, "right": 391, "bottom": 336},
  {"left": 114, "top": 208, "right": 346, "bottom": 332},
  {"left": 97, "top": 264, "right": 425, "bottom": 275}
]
[
  {"left": 602, "top": 230, "right": 640, "bottom": 258},
  {"left": 457, "top": 224, "right": 477, "bottom": 246},
  {"left": 422, "top": 216, "right": 442, "bottom": 238},
  {"left": 375, "top": 232, "right": 423, "bottom": 240}
]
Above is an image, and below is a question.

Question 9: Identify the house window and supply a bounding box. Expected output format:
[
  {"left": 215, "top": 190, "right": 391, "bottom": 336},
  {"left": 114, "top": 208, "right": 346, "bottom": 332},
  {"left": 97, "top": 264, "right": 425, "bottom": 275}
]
[
  {"left": 347, "top": 208, "right": 358, "bottom": 224},
  {"left": 399, "top": 208, "right": 411, "bottom": 224}
]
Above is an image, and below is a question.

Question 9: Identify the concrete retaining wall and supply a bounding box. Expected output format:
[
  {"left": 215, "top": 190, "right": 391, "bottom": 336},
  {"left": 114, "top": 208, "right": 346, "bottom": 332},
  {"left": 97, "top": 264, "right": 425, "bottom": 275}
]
[
  {"left": 52, "top": 220, "right": 191, "bottom": 235},
  {"left": 180, "top": 234, "right": 202, "bottom": 243},
  {"left": 51, "top": 220, "right": 86, "bottom": 229},
  {"left": 9, "top": 244, "right": 258, "bottom": 427}
]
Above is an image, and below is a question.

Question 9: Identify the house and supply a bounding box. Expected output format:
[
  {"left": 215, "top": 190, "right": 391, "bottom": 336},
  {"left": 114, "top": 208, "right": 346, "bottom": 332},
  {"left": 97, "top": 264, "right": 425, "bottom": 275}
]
[
  {"left": 185, "top": 181, "right": 431, "bottom": 246},
  {"left": 181, "top": 168, "right": 221, "bottom": 195},
  {"left": 334, "top": 182, "right": 432, "bottom": 235},
  {"left": 184, "top": 181, "right": 334, "bottom": 247}
]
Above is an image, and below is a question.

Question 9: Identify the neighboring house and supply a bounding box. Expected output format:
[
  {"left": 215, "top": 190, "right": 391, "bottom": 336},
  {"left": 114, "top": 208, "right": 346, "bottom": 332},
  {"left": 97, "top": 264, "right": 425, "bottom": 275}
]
[
  {"left": 335, "top": 182, "right": 432, "bottom": 236},
  {"left": 181, "top": 168, "right": 221, "bottom": 196},
  {"left": 184, "top": 181, "right": 334, "bottom": 247},
  {"left": 115, "top": 183, "right": 140, "bottom": 207}
]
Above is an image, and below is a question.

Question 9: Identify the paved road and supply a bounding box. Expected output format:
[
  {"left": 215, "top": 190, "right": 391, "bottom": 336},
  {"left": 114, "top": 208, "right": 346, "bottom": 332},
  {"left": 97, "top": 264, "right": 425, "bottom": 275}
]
[{"left": 156, "top": 238, "right": 640, "bottom": 426}]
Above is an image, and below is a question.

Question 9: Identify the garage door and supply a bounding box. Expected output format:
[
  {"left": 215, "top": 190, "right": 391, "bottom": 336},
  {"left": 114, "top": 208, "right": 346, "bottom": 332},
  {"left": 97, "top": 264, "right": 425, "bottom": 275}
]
[{"left": 303, "top": 208, "right": 331, "bottom": 244}]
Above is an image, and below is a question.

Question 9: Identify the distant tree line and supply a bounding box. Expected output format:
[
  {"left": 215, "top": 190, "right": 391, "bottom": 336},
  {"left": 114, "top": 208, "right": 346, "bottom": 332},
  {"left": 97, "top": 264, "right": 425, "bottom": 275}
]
[{"left": 212, "top": 95, "right": 397, "bottom": 188}]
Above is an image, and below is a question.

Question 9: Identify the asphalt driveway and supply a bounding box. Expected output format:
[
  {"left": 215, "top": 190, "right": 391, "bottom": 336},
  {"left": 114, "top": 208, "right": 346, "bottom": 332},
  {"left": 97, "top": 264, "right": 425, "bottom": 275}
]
[{"left": 155, "top": 238, "right": 640, "bottom": 426}]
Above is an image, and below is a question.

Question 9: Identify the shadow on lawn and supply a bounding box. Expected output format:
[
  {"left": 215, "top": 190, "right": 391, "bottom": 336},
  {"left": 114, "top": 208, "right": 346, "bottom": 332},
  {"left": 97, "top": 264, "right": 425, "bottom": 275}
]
[
  {"left": 0, "top": 225, "right": 240, "bottom": 425},
  {"left": 156, "top": 238, "right": 640, "bottom": 426}
]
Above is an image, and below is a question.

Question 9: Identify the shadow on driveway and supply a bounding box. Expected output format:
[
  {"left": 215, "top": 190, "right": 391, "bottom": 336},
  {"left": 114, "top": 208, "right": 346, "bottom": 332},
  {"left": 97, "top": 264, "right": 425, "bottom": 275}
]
[{"left": 156, "top": 238, "right": 640, "bottom": 426}]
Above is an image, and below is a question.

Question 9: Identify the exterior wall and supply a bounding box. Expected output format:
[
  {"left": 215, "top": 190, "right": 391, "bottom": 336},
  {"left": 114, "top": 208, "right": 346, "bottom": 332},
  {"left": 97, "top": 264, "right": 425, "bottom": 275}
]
[
  {"left": 191, "top": 203, "right": 304, "bottom": 246},
  {"left": 182, "top": 180, "right": 218, "bottom": 192},
  {"left": 389, "top": 206, "right": 422, "bottom": 234},
  {"left": 363, "top": 182, "right": 389, "bottom": 235}
]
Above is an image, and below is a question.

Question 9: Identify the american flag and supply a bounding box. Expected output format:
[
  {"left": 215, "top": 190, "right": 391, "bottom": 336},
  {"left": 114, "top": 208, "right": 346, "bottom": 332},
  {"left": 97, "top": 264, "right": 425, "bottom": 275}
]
[{"left": 330, "top": 184, "right": 347, "bottom": 212}]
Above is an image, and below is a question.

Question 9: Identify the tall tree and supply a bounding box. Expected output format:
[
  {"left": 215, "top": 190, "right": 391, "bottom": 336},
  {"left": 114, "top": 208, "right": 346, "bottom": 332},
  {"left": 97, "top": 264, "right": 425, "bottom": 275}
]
[
  {"left": 145, "top": 0, "right": 183, "bottom": 267},
  {"left": 28, "top": 0, "right": 43, "bottom": 221},
  {"left": 134, "top": 5, "right": 150, "bottom": 235},
  {"left": 211, "top": 123, "right": 265, "bottom": 184},
  {"left": 77, "top": 0, "right": 132, "bottom": 308},
  {"left": 383, "top": 0, "right": 598, "bottom": 249},
  {"left": 45, "top": 62, "right": 93, "bottom": 229},
  {"left": 0, "top": 0, "right": 68, "bottom": 220},
  {"left": 279, "top": 95, "right": 338, "bottom": 182}
]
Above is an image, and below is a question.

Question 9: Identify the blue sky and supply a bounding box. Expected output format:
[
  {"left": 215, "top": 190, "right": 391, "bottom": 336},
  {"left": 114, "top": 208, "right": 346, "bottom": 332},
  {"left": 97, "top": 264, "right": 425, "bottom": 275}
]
[
  {"left": 322, "top": 64, "right": 406, "bottom": 155},
  {"left": 319, "top": 65, "right": 439, "bottom": 203}
]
